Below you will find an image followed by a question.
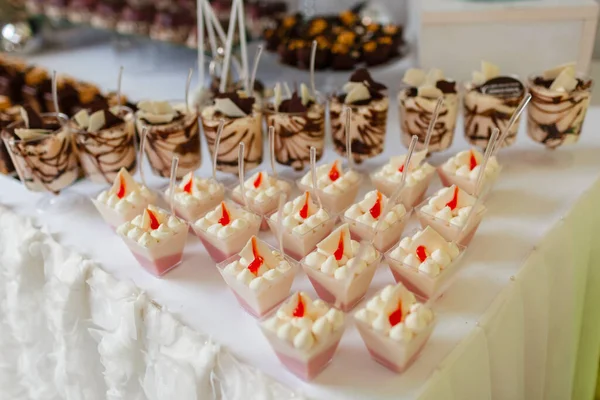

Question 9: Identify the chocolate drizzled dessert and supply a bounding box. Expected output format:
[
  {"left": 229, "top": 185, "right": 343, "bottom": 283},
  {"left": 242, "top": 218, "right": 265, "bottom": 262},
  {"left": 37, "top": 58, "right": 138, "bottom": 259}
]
[
  {"left": 135, "top": 100, "right": 201, "bottom": 179},
  {"left": 0, "top": 96, "right": 20, "bottom": 175},
  {"left": 72, "top": 105, "right": 136, "bottom": 184},
  {"left": 1, "top": 106, "right": 79, "bottom": 194},
  {"left": 527, "top": 63, "right": 593, "bottom": 149},
  {"left": 398, "top": 68, "right": 459, "bottom": 153},
  {"left": 463, "top": 61, "right": 526, "bottom": 150},
  {"left": 265, "top": 83, "right": 324, "bottom": 171},
  {"left": 0, "top": 57, "right": 26, "bottom": 104},
  {"left": 201, "top": 91, "right": 262, "bottom": 174},
  {"left": 330, "top": 68, "right": 388, "bottom": 163}
]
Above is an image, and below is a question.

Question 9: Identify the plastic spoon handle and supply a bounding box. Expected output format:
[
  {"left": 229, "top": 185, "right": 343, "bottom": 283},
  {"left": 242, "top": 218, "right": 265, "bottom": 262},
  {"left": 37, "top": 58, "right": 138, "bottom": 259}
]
[
  {"left": 212, "top": 119, "right": 225, "bottom": 182},
  {"left": 185, "top": 68, "right": 193, "bottom": 114},
  {"left": 269, "top": 125, "right": 277, "bottom": 178},
  {"left": 493, "top": 93, "right": 531, "bottom": 156},
  {"left": 238, "top": 142, "right": 248, "bottom": 208},
  {"left": 51, "top": 71, "right": 60, "bottom": 119},
  {"left": 116, "top": 66, "right": 124, "bottom": 107},
  {"left": 423, "top": 97, "right": 443, "bottom": 152},
  {"left": 310, "top": 146, "right": 323, "bottom": 210},
  {"left": 169, "top": 156, "right": 179, "bottom": 216},
  {"left": 249, "top": 45, "right": 263, "bottom": 97},
  {"left": 344, "top": 106, "right": 353, "bottom": 170},
  {"left": 475, "top": 128, "right": 499, "bottom": 195},
  {"left": 138, "top": 127, "right": 149, "bottom": 188},
  {"left": 310, "top": 40, "right": 317, "bottom": 96}
]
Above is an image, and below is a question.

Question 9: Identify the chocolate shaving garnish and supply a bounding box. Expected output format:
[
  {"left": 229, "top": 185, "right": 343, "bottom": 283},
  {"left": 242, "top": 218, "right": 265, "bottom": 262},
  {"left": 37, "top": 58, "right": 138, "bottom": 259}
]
[
  {"left": 478, "top": 76, "right": 525, "bottom": 99},
  {"left": 102, "top": 109, "right": 124, "bottom": 130},
  {"left": 215, "top": 92, "right": 255, "bottom": 116},
  {"left": 85, "top": 96, "right": 110, "bottom": 113},
  {"left": 349, "top": 68, "right": 387, "bottom": 91},
  {"left": 279, "top": 92, "right": 309, "bottom": 113},
  {"left": 436, "top": 80, "right": 457, "bottom": 94},
  {"left": 23, "top": 105, "right": 43, "bottom": 129}
]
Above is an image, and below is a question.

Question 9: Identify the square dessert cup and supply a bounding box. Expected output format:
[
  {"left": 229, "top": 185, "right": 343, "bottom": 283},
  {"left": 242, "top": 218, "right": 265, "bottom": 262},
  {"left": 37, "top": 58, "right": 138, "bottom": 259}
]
[
  {"left": 192, "top": 209, "right": 262, "bottom": 263},
  {"left": 216, "top": 244, "right": 298, "bottom": 318},
  {"left": 415, "top": 199, "right": 486, "bottom": 247},
  {"left": 370, "top": 169, "right": 436, "bottom": 209},
  {"left": 296, "top": 173, "right": 363, "bottom": 215},
  {"left": 353, "top": 289, "right": 436, "bottom": 373},
  {"left": 91, "top": 188, "right": 157, "bottom": 230},
  {"left": 266, "top": 212, "right": 338, "bottom": 261},
  {"left": 436, "top": 164, "right": 502, "bottom": 199},
  {"left": 384, "top": 233, "right": 467, "bottom": 301},
  {"left": 342, "top": 209, "right": 412, "bottom": 253},
  {"left": 259, "top": 295, "right": 347, "bottom": 381},
  {"left": 118, "top": 227, "right": 187, "bottom": 277},
  {"left": 160, "top": 182, "right": 226, "bottom": 223},
  {"left": 229, "top": 175, "right": 294, "bottom": 231},
  {"left": 301, "top": 252, "right": 382, "bottom": 312}
]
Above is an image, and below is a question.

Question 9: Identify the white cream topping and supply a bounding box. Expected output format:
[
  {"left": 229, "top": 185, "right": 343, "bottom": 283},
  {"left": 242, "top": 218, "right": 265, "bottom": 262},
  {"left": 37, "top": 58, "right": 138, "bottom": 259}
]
[
  {"left": 263, "top": 292, "right": 344, "bottom": 351},
  {"left": 193, "top": 201, "right": 259, "bottom": 239},
  {"left": 222, "top": 236, "right": 292, "bottom": 291},
  {"left": 269, "top": 192, "right": 330, "bottom": 235},
  {"left": 165, "top": 172, "right": 223, "bottom": 208},
  {"left": 441, "top": 149, "right": 500, "bottom": 182},
  {"left": 303, "top": 224, "right": 379, "bottom": 280},
  {"left": 373, "top": 150, "right": 435, "bottom": 187},
  {"left": 137, "top": 100, "right": 186, "bottom": 124},
  {"left": 402, "top": 68, "right": 447, "bottom": 98},
  {"left": 541, "top": 63, "right": 579, "bottom": 93},
  {"left": 96, "top": 167, "right": 154, "bottom": 214},
  {"left": 389, "top": 226, "right": 460, "bottom": 277},
  {"left": 472, "top": 60, "right": 501, "bottom": 86},
  {"left": 344, "top": 190, "right": 406, "bottom": 231},
  {"left": 300, "top": 160, "right": 360, "bottom": 195},
  {"left": 419, "top": 185, "right": 482, "bottom": 228},
  {"left": 116, "top": 205, "right": 186, "bottom": 248},
  {"left": 233, "top": 171, "right": 291, "bottom": 204},
  {"left": 354, "top": 283, "right": 434, "bottom": 341}
]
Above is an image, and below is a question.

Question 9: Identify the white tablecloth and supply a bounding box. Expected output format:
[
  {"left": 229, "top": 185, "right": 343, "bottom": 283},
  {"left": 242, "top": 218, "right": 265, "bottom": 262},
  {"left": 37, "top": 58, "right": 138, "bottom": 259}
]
[{"left": 1, "top": 44, "right": 600, "bottom": 399}]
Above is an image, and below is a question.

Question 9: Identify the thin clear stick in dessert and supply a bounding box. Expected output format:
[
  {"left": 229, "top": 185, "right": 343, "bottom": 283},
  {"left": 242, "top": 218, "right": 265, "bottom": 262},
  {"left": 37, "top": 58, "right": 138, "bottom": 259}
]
[
  {"left": 238, "top": 141, "right": 248, "bottom": 208},
  {"left": 277, "top": 193, "right": 286, "bottom": 256},
  {"left": 269, "top": 125, "right": 277, "bottom": 178},
  {"left": 168, "top": 156, "right": 180, "bottom": 216},
  {"left": 212, "top": 119, "right": 225, "bottom": 182},
  {"left": 52, "top": 70, "right": 60, "bottom": 118},
  {"left": 423, "top": 97, "right": 443, "bottom": 152},
  {"left": 473, "top": 128, "right": 498, "bottom": 199},
  {"left": 492, "top": 94, "right": 531, "bottom": 156},
  {"left": 185, "top": 68, "right": 193, "bottom": 115},
  {"left": 310, "top": 146, "right": 323, "bottom": 210},
  {"left": 310, "top": 40, "right": 317, "bottom": 95},
  {"left": 249, "top": 45, "right": 263, "bottom": 96},
  {"left": 116, "top": 66, "right": 124, "bottom": 107},
  {"left": 219, "top": 0, "right": 238, "bottom": 93},
  {"left": 138, "top": 127, "right": 149, "bottom": 188},
  {"left": 344, "top": 105, "right": 353, "bottom": 170}
]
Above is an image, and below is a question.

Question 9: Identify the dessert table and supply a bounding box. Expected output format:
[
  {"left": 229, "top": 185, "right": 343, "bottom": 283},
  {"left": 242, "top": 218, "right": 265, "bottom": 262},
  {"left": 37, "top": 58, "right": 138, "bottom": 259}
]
[{"left": 1, "top": 46, "right": 600, "bottom": 400}]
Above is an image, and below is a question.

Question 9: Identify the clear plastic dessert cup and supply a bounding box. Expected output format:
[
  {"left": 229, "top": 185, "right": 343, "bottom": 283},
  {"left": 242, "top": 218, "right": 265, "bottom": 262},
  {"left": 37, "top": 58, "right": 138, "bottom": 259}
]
[
  {"left": 370, "top": 169, "right": 435, "bottom": 209},
  {"left": 353, "top": 288, "right": 436, "bottom": 373},
  {"left": 301, "top": 252, "right": 382, "bottom": 312},
  {"left": 216, "top": 243, "right": 297, "bottom": 318},
  {"left": 296, "top": 173, "right": 362, "bottom": 215},
  {"left": 164, "top": 181, "right": 225, "bottom": 223},
  {"left": 259, "top": 293, "right": 346, "bottom": 381},
  {"left": 91, "top": 192, "right": 156, "bottom": 231},
  {"left": 436, "top": 164, "right": 502, "bottom": 198},
  {"left": 415, "top": 198, "right": 486, "bottom": 247},
  {"left": 384, "top": 233, "right": 466, "bottom": 301},
  {"left": 342, "top": 209, "right": 412, "bottom": 253},
  {"left": 191, "top": 206, "right": 262, "bottom": 263},
  {"left": 117, "top": 224, "right": 188, "bottom": 277},
  {"left": 266, "top": 212, "right": 338, "bottom": 261}
]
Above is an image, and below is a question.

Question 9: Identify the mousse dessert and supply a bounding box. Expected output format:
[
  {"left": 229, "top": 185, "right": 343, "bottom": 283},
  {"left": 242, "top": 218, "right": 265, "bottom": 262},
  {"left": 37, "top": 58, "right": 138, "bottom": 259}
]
[
  {"left": 267, "top": 191, "right": 336, "bottom": 260},
  {"left": 354, "top": 283, "right": 435, "bottom": 372},
  {"left": 464, "top": 61, "right": 526, "bottom": 149},
  {"left": 72, "top": 106, "right": 136, "bottom": 184},
  {"left": 398, "top": 68, "right": 458, "bottom": 152},
  {"left": 385, "top": 227, "right": 463, "bottom": 300},
  {"left": 438, "top": 148, "right": 501, "bottom": 197},
  {"left": 301, "top": 224, "right": 380, "bottom": 311},
  {"left": 231, "top": 169, "right": 292, "bottom": 229},
  {"left": 1, "top": 106, "right": 79, "bottom": 194},
  {"left": 217, "top": 236, "right": 296, "bottom": 317},
  {"left": 135, "top": 100, "right": 201, "bottom": 179},
  {"left": 164, "top": 172, "right": 225, "bottom": 223},
  {"left": 265, "top": 83, "right": 325, "bottom": 171},
  {"left": 260, "top": 292, "right": 345, "bottom": 380},
  {"left": 416, "top": 185, "right": 486, "bottom": 246},
  {"left": 0, "top": 97, "right": 20, "bottom": 175},
  {"left": 330, "top": 68, "right": 389, "bottom": 163},
  {"left": 297, "top": 159, "right": 361, "bottom": 214},
  {"left": 370, "top": 150, "right": 436, "bottom": 208},
  {"left": 192, "top": 201, "right": 262, "bottom": 263},
  {"left": 527, "top": 63, "right": 593, "bottom": 149},
  {"left": 116, "top": 205, "right": 188, "bottom": 276},
  {"left": 201, "top": 91, "right": 263, "bottom": 174},
  {"left": 343, "top": 190, "right": 409, "bottom": 253},
  {"left": 92, "top": 167, "right": 155, "bottom": 229}
]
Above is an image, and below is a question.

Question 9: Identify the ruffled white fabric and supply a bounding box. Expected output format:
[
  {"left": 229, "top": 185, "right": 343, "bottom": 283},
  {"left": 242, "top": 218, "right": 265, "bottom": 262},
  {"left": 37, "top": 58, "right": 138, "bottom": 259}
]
[{"left": 0, "top": 206, "right": 299, "bottom": 400}]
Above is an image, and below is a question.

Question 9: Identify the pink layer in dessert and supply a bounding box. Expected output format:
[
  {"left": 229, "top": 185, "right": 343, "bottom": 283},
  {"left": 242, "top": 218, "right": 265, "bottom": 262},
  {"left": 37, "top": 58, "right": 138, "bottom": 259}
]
[{"left": 274, "top": 339, "right": 341, "bottom": 381}]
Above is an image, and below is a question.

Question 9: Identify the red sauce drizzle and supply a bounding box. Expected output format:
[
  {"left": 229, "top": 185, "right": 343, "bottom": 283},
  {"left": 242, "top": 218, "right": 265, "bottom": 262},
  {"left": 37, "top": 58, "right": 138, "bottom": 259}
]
[
  {"left": 369, "top": 191, "right": 383, "bottom": 219},
  {"left": 469, "top": 150, "right": 478, "bottom": 171},
  {"left": 388, "top": 301, "right": 403, "bottom": 327},
  {"left": 218, "top": 202, "right": 231, "bottom": 226},
  {"left": 247, "top": 237, "right": 264, "bottom": 275},
  {"left": 398, "top": 164, "right": 404, "bottom": 173},
  {"left": 334, "top": 231, "right": 345, "bottom": 261},
  {"left": 292, "top": 293, "right": 305, "bottom": 317},
  {"left": 253, "top": 172, "right": 263, "bottom": 188},
  {"left": 183, "top": 176, "right": 193, "bottom": 194},
  {"left": 416, "top": 245, "right": 428, "bottom": 262},
  {"left": 147, "top": 209, "right": 160, "bottom": 230},
  {"left": 328, "top": 161, "right": 340, "bottom": 181},
  {"left": 116, "top": 174, "right": 126, "bottom": 199},
  {"left": 299, "top": 192, "right": 310, "bottom": 219},
  {"left": 445, "top": 187, "right": 459, "bottom": 210}
]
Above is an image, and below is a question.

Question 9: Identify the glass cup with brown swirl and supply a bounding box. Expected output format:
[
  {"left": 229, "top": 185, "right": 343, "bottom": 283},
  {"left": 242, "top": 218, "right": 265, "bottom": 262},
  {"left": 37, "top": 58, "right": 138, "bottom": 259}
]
[
  {"left": 264, "top": 85, "right": 326, "bottom": 171},
  {"left": 135, "top": 100, "right": 201, "bottom": 179},
  {"left": 398, "top": 84, "right": 459, "bottom": 153},
  {"left": 2, "top": 113, "right": 79, "bottom": 194},
  {"left": 463, "top": 76, "right": 526, "bottom": 150},
  {"left": 72, "top": 106, "right": 137, "bottom": 184},
  {"left": 526, "top": 74, "right": 593, "bottom": 149}
]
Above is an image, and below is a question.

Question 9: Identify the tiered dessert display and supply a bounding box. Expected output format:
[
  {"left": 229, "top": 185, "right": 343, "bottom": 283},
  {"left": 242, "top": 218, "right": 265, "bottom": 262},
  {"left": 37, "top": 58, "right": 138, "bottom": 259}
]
[{"left": 264, "top": 6, "right": 405, "bottom": 70}]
